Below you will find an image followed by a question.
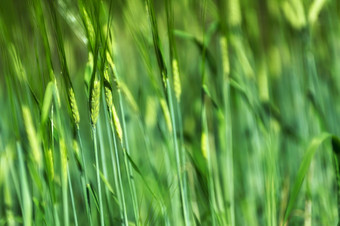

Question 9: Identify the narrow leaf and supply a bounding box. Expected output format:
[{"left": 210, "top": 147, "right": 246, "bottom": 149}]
[{"left": 284, "top": 133, "right": 331, "bottom": 223}]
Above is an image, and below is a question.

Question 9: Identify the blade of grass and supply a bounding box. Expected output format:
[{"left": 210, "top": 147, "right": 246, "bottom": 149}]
[
  {"left": 283, "top": 133, "right": 332, "bottom": 224},
  {"left": 16, "top": 142, "right": 32, "bottom": 226}
]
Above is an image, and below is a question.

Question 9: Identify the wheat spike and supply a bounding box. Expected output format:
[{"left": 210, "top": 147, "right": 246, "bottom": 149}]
[
  {"left": 201, "top": 132, "right": 208, "bottom": 159},
  {"left": 59, "top": 139, "right": 68, "bottom": 186},
  {"left": 172, "top": 59, "right": 182, "bottom": 102},
  {"left": 46, "top": 148, "right": 54, "bottom": 181},
  {"left": 91, "top": 79, "right": 101, "bottom": 126},
  {"left": 228, "top": 0, "right": 242, "bottom": 27},
  {"left": 220, "top": 37, "right": 230, "bottom": 79},
  {"left": 112, "top": 104, "right": 123, "bottom": 142},
  {"left": 82, "top": 7, "right": 95, "bottom": 46},
  {"left": 69, "top": 88, "right": 80, "bottom": 127},
  {"left": 22, "top": 106, "right": 42, "bottom": 169},
  {"left": 104, "top": 69, "right": 113, "bottom": 109},
  {"left": 103, "top": 69, "right": 123, "bottom": 141},
  {"left": 106, "top": 51, "right": 115, "bottom": 74}
]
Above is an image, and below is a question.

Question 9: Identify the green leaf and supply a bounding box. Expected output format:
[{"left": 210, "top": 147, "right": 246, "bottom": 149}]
[
  {"left": 126, "top": 152, "right": 159, "bottom": 202},
  {"left": 87, "top": 182, "right": 100, "bottom": 212},
  {"left": 40, "top": 81, "right": 54, "bottom": 126},
  {"left": 98, "top": 168, "right": 114, "bottom": 196},
  {"left": 16, "top": 142, "right": 32, "bottom": 226},
  {"left": 284, "top": 133, "right": 331, "bottom": 223}
]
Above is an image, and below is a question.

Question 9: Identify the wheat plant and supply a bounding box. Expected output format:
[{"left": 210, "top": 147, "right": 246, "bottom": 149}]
[{"left": 1, "top": 0, "right": 340, "bottom": 225}]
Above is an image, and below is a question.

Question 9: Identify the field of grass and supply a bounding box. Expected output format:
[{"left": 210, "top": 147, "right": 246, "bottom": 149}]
[{"left": 1, "top": 0, "right": 340, "bottom": 225}]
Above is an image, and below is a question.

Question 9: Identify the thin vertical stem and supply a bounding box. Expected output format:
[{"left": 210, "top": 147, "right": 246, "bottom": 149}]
[
  {"left": 202, "top": 105, "right": 217, "bottom": 226},
  {"left": 109, "top": 112, "right": 129, "bottom": 226},
  {"left": 166, "top": 78, "right": 191, "bottom": 226},
  {"left": 93, "top": 126, "right": 105, "bottom": 226},
  {"left": 77, "top": 130, "right": 93, "bottom": 226},
  {"left": 67, "top": 167, "right": 79, "bottom": 226},
  {"left": 103, "top": 105, "right": 125, "bottom": 223},
  {"left": 118, "top": 90, "right": 140, "bottom": 225}
]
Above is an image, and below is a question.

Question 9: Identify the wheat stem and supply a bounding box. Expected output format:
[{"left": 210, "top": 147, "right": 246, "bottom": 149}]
[
  {"left": 77, "top": 130, "right": 93, "bottom": 225},
  {"left": 67, "top": 166, "right": 79, "bottom": 226},
  {"left": 93, "top": 126, "right": 105, "bottom": 226},
  {"left": 109, "top": 111, "right": 129, "bottom": 226},
  {"left": 166, "top": 78, "right": 191, "bottom": 226},
  {"left": 117, "top": 89, "right": 140, "bottom": 225}
]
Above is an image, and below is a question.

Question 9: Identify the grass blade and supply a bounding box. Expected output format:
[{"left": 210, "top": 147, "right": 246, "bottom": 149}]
[{"left": 284, "top": 133, "right": 332, "bottom": 224}]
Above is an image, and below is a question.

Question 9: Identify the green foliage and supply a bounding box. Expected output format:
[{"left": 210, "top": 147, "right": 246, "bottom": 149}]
[{"left": 1, "top": 0, "right": 340, "bottom": 225}]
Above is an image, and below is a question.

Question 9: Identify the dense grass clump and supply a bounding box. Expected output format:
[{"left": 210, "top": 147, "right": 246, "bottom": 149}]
[{"left": 1, "top": 0, "right": 340, "bottom": 225}]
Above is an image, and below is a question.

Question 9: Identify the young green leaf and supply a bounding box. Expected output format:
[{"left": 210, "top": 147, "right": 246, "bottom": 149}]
[{"left": 284, "top": 133, "right": 332, "bottom": 223}]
